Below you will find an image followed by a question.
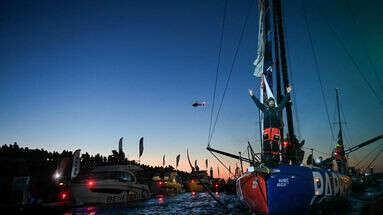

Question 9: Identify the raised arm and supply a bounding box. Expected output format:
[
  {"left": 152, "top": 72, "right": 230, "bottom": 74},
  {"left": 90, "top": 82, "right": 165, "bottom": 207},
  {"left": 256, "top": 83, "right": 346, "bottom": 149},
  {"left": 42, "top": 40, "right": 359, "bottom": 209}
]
[
  {"left": 278, "top": 85, "right": 292, "bottom": 110},
  {"left": 249, "top": 89, "right": 266, "bottom": 111}
]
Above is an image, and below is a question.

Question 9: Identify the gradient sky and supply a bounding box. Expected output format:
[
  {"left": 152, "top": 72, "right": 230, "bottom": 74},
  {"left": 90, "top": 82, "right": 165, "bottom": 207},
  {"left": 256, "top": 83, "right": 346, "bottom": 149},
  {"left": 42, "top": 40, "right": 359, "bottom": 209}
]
[{"left": 0, "top": 0, "right": 382, "bottom": 178}]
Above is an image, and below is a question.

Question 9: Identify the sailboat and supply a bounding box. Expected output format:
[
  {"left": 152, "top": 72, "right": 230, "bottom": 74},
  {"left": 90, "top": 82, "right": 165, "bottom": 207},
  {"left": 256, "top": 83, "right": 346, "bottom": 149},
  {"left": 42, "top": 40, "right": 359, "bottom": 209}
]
[{"left": 206, "top": 0, "right": 383, "bottom": 214}]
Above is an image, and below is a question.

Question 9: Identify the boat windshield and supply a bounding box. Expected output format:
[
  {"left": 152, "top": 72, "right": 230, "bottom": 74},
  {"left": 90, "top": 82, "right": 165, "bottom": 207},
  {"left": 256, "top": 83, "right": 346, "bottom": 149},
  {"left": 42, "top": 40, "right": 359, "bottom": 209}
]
[{"left": 91, "top": 171, "right": 135, "bottom": 183}]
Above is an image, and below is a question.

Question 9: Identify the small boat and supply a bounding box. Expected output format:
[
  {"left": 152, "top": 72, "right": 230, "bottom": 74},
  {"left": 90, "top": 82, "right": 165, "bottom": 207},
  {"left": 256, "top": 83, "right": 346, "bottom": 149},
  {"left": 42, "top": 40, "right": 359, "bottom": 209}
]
[
  {"left": 162, "top": 172, "right": 182, "bottom": 195},
  {"left": 211, "top": 178, "right": 225, "bottom": 192},
  {"left": 186, "top": 170, "right": 211, "bottom": 193},
  {"left": 150, "top": 172, "right": 182, "bottom": 196},
  {"left": 149, "top": 175, "right": 165, "bottom": 196},
  {"left": 70, "top": 165, "right": 151, "bottom": 205}
]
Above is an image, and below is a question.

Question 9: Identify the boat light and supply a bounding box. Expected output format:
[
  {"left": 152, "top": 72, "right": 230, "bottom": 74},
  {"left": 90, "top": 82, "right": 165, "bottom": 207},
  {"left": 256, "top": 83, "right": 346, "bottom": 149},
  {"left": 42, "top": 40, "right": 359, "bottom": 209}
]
[
  {"left": 86, "top": 179, "right": 96, "bottom": 188},
  {"left": 59, "top": 191, "right": 69, "bottom": 201},
  {"left": 54, "top": 172, "right": 61, "bottom": 179},
  {"left": 59, "top": 182, "right": 64, "bottom": 186}
]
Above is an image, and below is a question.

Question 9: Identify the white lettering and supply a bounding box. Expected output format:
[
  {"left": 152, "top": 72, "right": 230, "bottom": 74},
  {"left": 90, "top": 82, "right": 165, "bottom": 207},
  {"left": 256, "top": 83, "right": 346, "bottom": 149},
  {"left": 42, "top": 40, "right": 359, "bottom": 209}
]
[
  {"left": 332, "top": 172, "right": 339, "bottom": 196},
  {"left": 325, "top": 173, "right": 332, "bottom": 196}
]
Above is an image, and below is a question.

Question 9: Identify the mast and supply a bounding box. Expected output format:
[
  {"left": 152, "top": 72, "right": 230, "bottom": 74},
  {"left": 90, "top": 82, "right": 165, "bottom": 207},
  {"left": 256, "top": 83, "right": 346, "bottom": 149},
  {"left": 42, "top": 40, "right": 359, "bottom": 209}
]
[
  {"left": 271, "top": 0, "right": 283, "bottom": 139},
  {"left": 273, "top": 0, "right": 295, "bottom": 140},
  {"left": 336, "top": 89, "right": 343, "bottom": 138}
]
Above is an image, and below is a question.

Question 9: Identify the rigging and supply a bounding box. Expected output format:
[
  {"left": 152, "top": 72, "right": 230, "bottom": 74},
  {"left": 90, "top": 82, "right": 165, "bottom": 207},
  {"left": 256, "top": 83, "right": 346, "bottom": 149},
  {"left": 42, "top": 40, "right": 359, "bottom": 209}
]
[
  {"left": 343, "top": 0, "right": 383, "bottom": 92},
  {"left": 208, "top": 0, "right": 256, "bottom": 146},
  {"left": 208, "top": 0, "right": 228, "bottom": 147},
  {"left": 301, "top": 0, "right": 335, "bottom": 145},
  {"left": 353, "top": 144, "right": 382, "bottom": 168},
  {"left": 313, "top": 0, "right": 383, "bottom": 106}
]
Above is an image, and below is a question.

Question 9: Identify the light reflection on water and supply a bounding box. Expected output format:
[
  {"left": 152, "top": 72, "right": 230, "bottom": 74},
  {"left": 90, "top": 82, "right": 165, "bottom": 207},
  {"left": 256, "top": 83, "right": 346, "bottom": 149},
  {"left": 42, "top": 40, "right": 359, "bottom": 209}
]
[
  {"left": 65, "top": 191, "right": 381, "bottom": 215},
  {"left": 67, "top": 192, "right": 248, "bottom": 215}
]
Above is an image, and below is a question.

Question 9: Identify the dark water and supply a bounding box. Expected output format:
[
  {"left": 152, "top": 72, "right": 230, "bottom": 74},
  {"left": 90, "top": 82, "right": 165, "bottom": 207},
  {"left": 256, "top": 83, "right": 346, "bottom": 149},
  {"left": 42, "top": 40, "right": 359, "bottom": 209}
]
[
  {"left": 66, "top": 193, "right": 249, "bottom": 215},
  {"left": 65, "top": 191, "right": 382, "bottom": 215}
]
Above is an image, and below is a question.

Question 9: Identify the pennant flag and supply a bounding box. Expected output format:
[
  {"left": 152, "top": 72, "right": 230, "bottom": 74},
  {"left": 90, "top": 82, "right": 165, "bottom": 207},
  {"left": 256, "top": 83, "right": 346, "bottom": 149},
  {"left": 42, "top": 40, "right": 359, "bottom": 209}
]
[
  {"left": 139, "top": 137, "right": 144, "bottom": 158},
  {"left": 205, "top": 159, "right": 208, "bottom": 169},
  {"left": 71, "top": 149, "right": 81, "bottom": 179},
  {"left": 163, "top": 155, "right": 165, "bottom": 167},
  {"left": 176, "top": 154, "right": 181, "bottom": 168}
]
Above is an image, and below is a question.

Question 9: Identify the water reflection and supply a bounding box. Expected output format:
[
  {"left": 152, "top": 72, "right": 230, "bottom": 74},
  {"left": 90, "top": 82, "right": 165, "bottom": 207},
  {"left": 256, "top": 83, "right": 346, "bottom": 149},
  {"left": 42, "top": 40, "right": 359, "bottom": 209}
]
[
  {"left": 64, "top": 192, "right": 374, "bottom": 215},
  {"left": 157, "top": 196, "right": 164, "bottom": 205}
]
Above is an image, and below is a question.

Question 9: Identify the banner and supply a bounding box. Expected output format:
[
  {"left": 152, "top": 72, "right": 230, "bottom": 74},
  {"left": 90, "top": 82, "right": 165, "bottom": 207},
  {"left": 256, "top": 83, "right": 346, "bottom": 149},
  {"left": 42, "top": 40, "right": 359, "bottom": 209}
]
[
  {"left": 71, "top": 149, "right": 81, "bottom": 179},
  {"left": 139, "top": 137, "right": 144, "bottom": 158},
  {"left": 176, "top": 154, "right": 181, "bottom": 168}
]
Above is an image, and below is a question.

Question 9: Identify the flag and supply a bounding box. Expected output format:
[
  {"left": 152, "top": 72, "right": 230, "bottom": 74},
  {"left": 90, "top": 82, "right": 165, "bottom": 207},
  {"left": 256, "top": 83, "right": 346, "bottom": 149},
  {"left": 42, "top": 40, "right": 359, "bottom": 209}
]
[
  {"left": 139, "top": 137, "right": 144, "bottom": 158},
  {"left": 205, "top": 159, "right": 208, "bottom": 169},
  {"left": 163, "top": 155, "right": 165, "bottom": 167},
  {"left": 263, "top": 75, "right": 276, "bottom": 104},
  {"left": 176, "top": 154, "right": 181, "bottom": 168},
  {"left": 71, "top": 149, "right": 81, "bottom": 179},
  {"left": 186, "top": 149, "right": 194, "bottom": 170},
  {"left": 118, "top": 137, "right": 123, "bottom": 154}
]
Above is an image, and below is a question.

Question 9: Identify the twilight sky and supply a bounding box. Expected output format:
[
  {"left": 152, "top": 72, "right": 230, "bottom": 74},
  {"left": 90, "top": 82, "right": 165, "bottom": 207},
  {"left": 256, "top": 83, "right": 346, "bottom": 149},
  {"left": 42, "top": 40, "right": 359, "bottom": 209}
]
[{"left": 0, "top": 0, "right": 382, "bottom": 177}]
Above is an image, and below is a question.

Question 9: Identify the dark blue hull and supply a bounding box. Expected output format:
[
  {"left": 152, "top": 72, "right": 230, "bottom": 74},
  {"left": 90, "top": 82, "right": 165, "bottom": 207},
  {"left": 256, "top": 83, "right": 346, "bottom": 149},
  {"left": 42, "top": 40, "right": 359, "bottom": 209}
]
[{"left": 237, "top": 165, "right": 352, "bottom": 215}]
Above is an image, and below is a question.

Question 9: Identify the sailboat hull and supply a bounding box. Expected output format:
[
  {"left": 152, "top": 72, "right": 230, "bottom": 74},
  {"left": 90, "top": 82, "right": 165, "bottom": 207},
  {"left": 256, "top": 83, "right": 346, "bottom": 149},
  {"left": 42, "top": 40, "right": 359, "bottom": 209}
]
[{"left": 236, "top": 165, "right": 351, "bottom": 215}]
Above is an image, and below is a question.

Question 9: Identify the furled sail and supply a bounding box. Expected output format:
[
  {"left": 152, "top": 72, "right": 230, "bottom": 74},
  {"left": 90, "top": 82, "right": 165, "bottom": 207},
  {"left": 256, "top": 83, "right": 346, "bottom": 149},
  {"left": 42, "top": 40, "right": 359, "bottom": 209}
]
[
  {"left": 163, "top": 155, "right": 165, "bottom": 167},
  {"left": 253, "top": 0, "right": 273, "bottom": 86},
  {"left": 205, "top": 159, "right": 208, "bottom": 169},
  {"left": 253, "top": 0, "right": 274, "bottom": 98},
  {"left": 253, "top": 0, "right": 266, "bottom": 77}
]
